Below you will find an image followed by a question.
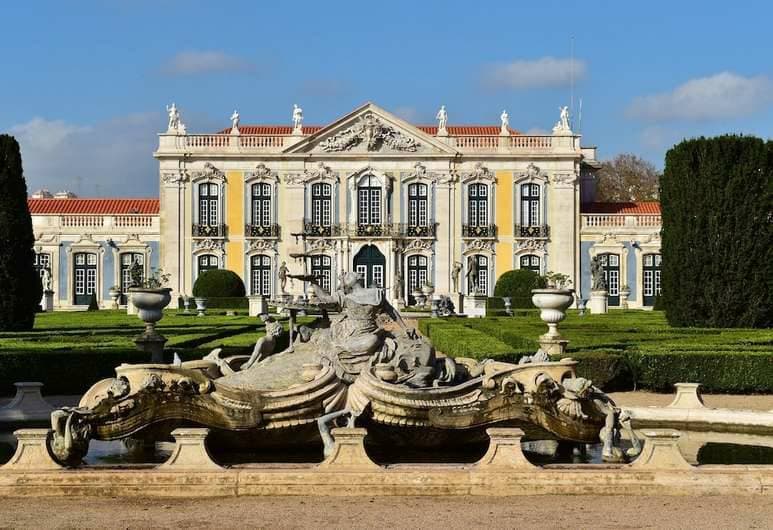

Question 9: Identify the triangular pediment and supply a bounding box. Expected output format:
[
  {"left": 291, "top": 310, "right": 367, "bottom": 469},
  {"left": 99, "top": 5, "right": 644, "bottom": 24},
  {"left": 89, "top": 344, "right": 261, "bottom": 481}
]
[{"left": 283, "top": 103, "right": 458, "bottom": 155}]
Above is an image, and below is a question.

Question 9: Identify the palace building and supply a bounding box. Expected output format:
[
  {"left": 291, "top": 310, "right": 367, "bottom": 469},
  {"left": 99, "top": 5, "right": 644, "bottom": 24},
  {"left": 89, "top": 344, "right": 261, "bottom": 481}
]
[{"left": 30, "top": 102, "right": 662, "bottom": 310}]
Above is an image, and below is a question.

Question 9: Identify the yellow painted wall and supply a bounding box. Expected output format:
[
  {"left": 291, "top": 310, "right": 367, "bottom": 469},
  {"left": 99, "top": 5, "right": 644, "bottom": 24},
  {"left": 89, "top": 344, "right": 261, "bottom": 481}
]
[
  {"left": 495, "top": 170, "right": 513, "bottom": 278},
  {"left": 225, "top": 171, "right": 244, "bottom": 277}
]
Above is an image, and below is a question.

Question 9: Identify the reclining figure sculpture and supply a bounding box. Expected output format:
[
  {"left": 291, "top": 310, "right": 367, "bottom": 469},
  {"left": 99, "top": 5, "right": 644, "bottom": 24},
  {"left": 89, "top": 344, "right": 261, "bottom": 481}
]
[{"left": 50, "top": 272, "right": 639, "bottom": 466}]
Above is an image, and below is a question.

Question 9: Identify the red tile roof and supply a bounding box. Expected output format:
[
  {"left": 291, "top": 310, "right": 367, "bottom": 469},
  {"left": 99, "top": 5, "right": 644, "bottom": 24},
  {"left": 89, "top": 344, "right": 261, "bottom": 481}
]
[
  {"left": 219, "top": 125, "right": 519, "bottom": 135},
  {"left": 582, "top": 201, "right": 661, "bottom": 215},
  {"left": 28, "top": 198, "right": 159, "bottom": 215}
]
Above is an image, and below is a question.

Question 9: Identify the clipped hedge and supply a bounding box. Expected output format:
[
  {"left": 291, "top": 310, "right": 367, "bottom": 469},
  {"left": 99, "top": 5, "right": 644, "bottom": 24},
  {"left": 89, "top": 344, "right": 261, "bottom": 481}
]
[
  {"left": 201, "top": 297, "right": 249, "bottom": 309},
  {"left": 493, "top": 269, "right": 547, "bottom": 308},
  {"left": 192, "top": 270, "right": 246, "bottom": 298}
]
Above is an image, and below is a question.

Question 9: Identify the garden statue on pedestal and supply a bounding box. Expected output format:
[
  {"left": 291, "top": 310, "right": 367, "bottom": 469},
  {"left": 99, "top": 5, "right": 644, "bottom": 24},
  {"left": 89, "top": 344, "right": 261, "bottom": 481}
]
[{"left": 589, "top": 255, "right": 609, "bottom": 314}]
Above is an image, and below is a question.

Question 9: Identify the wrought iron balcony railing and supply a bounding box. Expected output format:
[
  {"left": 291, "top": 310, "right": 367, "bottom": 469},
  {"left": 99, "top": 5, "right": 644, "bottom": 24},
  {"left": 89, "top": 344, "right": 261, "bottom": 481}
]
[
  {"left": 303, "top": 221, "right": 343, "bottom": 237},
  {"left": 400, "top": 223, "right": 437, "bottom": 238},
  {"left": 514, "top": 224, "right": 550, "bottom": 238},
  {"left": 462, "top": 224, "right": 497, "bottom": 238},
  {"left": 301, "top": 221, "right": 438, "bottom": 239},
  {"left": 192, "top": 224, "right": 226, "bottom": 238},
  {"left": 353, "top": 223, "right": 395, "bottom": 237},
  {"left": 245, "top": 223, "right": 281, "bottom": 238}
]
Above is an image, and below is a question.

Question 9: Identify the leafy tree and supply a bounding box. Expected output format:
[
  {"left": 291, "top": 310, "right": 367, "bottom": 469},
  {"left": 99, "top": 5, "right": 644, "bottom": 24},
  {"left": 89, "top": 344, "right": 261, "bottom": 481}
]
[
  {"left": 494, "top": 269, "right": 547, "bottom": 308},
  {"left": 596, "top": 154, "right": 660, "bottom": 202},
  {"left": 0, "top": 135, "right": 42, "bottom": 330},
  {"left": 660, "top": 135, "right": 772, "bottom": 328}
]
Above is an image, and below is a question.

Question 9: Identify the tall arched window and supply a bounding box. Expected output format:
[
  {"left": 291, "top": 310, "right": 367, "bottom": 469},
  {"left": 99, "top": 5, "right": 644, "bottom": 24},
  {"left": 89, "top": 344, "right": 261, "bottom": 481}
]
[
  {"left": 311, "top": 183, "right": 332, "bottom": 227},
  {"left": 33, "top": 252, "right": 51, "bottom": 279},
  {"left": 519, "top": 254, "right": 540, "bottom": 274},
  {"left": 250, "top": 254, "right": 271, "bottom": 296},
  {"left": 358, "top": 175, "right": 381, "bottom": 226},
  {"left": 599, "top": 253, "right": 620, "bottom": 306},
  {"left": 198, "top": 183, "right": 219, "bottom": 226},
  {"left": 310, "top": 255, "right": 332, "bottom": 294},
  {"left": 520, "top": 183, "right": 540, "bottom": 226},
  {"left": 468, "top": 184, "right": 488, "bottom": 227},
  {"left": 406, "top": 254, "right": 428, "bottom": 305},
  {"left": 468, "top": 254, "right": 489, "bottom": 295},
  {"left": 408, "top": 183, "right": 428, "bottom": 227},
  {"left": 251, "top": 183, "right": 272, "bottom": 227},
  {"left": 197, "top": 254, "right": 219, "bottom": 277}
]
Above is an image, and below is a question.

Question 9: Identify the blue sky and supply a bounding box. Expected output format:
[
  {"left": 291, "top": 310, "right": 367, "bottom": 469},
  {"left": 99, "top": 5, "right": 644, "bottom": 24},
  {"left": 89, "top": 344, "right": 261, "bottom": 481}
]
[{"left": 2, "top": 0, "right": 772, "bottom": 197}]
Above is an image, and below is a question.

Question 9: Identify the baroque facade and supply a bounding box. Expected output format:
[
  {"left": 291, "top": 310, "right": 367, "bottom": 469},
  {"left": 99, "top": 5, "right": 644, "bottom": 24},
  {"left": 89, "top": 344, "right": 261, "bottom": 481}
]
[{"left": 155, "top": 102, "right": 662, "bottom": 309}]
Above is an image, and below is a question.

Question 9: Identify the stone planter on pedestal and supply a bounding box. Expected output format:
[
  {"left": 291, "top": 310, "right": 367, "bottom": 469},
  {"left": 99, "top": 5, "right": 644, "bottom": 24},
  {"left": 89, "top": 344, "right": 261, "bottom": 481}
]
[
  {"left": 620, "top": 288, "right": 631, "bottom": 310},
  {"left": 39, "top": 291, "right": 54, "bottom": 312},
  {"left": 194, "top": 297, "right": 208, "bottom": 317},
  {"left": 108, "top": 287, "right": 121, "bottom": 310},
  {"left": 589, "top": 290, "right": 608, "bottom": 314},
  {"left": 248, "top": 295, "right": 268, "bottom": 317},
  {"left": 531, "top": 288, "right": 575, "bottom": 355},
  {"left": 465, "top": 292, "right": 487, "bottom": 318},
  {"left": 126, "top": 291, "right": 138, "bottom": 315},
  {"left": 129, "top": 287, "right": 172, "bottom": 363},
  {"left": 503, "top": 297, "right": 513, "bottom": 316}
]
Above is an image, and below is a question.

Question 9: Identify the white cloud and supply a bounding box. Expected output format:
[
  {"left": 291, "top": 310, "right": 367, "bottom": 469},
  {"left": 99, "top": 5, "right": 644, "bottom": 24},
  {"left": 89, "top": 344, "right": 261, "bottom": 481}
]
[
  {"left": 161, "top": 50, "right": 254, "bottom": 76},
  {"left": 10, "top": 113, "right": 162, "bottom": 197},
  {"left": 393, "top": 106, "right": 419, "bottom": 122},
  {"left": 627, "top": 72, "right": 773, "bottom": 122},
  {"left": 483, "top": 57, "right": 586, "bottom": 89}
]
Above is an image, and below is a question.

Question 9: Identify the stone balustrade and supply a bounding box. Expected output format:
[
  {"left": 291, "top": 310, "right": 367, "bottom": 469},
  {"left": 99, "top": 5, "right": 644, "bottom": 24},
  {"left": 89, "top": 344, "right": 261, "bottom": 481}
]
[
  {"left": 581, "top": 214, "right": 662, "bottom": 231},
  {"left": 33, "top": 214, "right": 160, "bottom": 233}
]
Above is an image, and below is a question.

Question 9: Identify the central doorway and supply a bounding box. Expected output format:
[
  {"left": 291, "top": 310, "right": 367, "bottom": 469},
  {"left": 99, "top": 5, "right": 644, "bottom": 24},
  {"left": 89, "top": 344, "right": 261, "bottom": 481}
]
[{"left": 353, "top": 245, "right": 385, "bottom": 289}]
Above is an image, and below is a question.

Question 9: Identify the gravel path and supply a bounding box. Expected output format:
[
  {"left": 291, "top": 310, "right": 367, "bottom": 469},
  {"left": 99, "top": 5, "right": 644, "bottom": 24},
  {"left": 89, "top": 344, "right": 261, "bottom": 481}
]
[{"left": 2, "top": 495, "right": 773, "bottom": 529}]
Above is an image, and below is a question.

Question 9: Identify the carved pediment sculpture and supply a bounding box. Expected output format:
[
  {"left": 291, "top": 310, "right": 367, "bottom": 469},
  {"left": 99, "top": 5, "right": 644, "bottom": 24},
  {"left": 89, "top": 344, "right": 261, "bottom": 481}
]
[
  {"left": 246, "top": 163, "right": 278, "bottom": 182},
  {"left": 461, "top": 162, "right": 495, "bottom": 183},
  {"left": 161, "top": 170, "right": 189, "bottom": 185},
  {"left": 191, "top": 162, "right": 226, "bottom": 183},
  {"left": 319, "top": 113, "right": 420, "bottom": 152},
  {"left": 284, "top": 162, "right": 339, "bottom": 185},
  {"left": 517, "top": 163, "right": 547, "bottom": 183},
  {"left": 248, "top": 239, "right": 277, "bottom": 252},
  {"left": 516, "top": 239, "right": 547, "bottom": 252},
  {"left": 402, "top": 239, "right": 434, "bottom": 253},
  {"left": 551, "top": 173, "right": 578, "bottom": 188},
  {"left": 194, "top": 238, "right": 225, "bottom": 252},
  {"left": 464, "top": 239, "right": 495, "bottom": 254}
]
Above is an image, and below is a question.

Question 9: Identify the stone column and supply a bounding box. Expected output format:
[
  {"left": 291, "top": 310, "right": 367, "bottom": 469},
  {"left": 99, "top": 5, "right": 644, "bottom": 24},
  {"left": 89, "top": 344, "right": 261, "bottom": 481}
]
[
  {"left": 318, "top": 427, "right": 379, "bottom": 470},
  {"left": 0, "top": 382, "right": 54, "bottom": 422},
  {"left": 2, "top": 429, "right": 62, "bottom": 470},
  {"left": 159, "top": 428, "right": 223, "bottom": 471},
  {"left": 474, "top": 428, "right": 535, "bottom": 470},
  {"left": 589, "top": 290, "right": 608, "bottom": 314},
  {"left": 630, "top": 429, "right": 691, "bottom": 470}
]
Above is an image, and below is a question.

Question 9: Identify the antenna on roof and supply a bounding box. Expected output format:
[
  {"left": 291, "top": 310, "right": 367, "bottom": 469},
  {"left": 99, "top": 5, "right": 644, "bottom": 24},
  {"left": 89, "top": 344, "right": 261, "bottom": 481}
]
[
  {"left": 578, "top": 98, "right": 583, "bottom": 135},
  {"left": 570, "top": 35, "right": 575, "bottom": 124}
]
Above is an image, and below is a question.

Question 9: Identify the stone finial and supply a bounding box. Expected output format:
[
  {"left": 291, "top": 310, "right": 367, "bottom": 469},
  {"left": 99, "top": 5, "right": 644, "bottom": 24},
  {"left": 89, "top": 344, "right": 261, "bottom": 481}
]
[
  {"left": 0, "top": 382, "right": 54, "bottom": 422},
  {"left": 318, "top": 427, "right": 380, "bottom": 470},
  {"left": 474, "top": 428, "right": 535, "bottom": 470},
  {"left": 668, "top": 383, "right": 706, "bottom": 409},
  {"left": 2, "top": 429, "right": 62, "bottom": 470},
  {"left": 630, "top": 429, "right": 691, "bottom": 470},
  {"left": 159, "top": 428, "right": 223, "bottom": 471}
]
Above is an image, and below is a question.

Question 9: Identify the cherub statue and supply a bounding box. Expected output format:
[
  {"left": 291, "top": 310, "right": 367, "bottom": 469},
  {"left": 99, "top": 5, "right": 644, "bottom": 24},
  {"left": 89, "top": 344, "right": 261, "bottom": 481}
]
[{"left": 240, "top": 314, "right": 285, "bottom": 370}]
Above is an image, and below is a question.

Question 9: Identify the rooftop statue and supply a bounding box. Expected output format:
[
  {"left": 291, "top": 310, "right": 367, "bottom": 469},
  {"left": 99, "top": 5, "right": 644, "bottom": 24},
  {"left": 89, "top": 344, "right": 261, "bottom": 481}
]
[
  {"left": 292, "top": 104, "right": 303, "bottom": 132},
  {"left": 166, "top": 103, "right": 185, "bottom": 133},
  {"left": 49, "top": 272, "right": 639, "bottom": 466},
  {"left": 500, "top": 110, "right": 509, "bottom": 134},
  {"left": 230, "top": 110, "right": 240, "bottom": 131},
  {"left": 436, "top": 105, "right": 447, "bottom": 132}
]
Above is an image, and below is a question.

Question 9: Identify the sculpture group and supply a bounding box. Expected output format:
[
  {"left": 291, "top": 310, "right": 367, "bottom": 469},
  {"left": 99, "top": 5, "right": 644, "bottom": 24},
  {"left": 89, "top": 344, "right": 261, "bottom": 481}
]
[{"left": 49, "top": 273, "right": 639, "bottom": 466}]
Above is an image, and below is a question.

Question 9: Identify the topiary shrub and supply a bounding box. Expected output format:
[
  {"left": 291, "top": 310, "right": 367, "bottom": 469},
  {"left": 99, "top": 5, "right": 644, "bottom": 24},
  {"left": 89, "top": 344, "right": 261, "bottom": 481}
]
[
  {"left": 0, "top": 135, "right": 42, "bottom": 331},
  {"left": 192, "top": 270, "right": 246, "bottom": 298},
  {"left": 87, "top": 292, "right": 99, "bottom": 311},
  {"left": 493, "top": 269, "right": 547, "bottom": 308}
]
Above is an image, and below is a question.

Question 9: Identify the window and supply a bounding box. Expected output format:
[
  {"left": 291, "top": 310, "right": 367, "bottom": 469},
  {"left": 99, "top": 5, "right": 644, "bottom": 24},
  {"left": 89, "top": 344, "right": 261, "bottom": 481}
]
[
  {"left": 468, "top": 255, "right": 489, "bottom": 295},
  {"left": 599, "top": 253, "right": 620, "bottom": 306},
  {"left": 643, "top": 253, "right": 662, "bottom": 306},
  {"left": 358, "top": 186, "right": 381, "bottom": 225},
  {"left": 311, "top": 183, "right": 332, "bottom": 226},
  {"left": 34, "top": 252, "right": 51, "bottom": 278},
  {"left": 251, "top": 183, "right": 272, "bottom": 227},
  {"left": 250, "top": 255, "right": 271, "bottom": 296},
  {"left": 519, "top": 254, "right": 540, "bottom": 274},
  {"left": 468, "top": 184, "right": 488, "bottom": 227},
  {"left": 520, "top": 183, "right": 540, "bottom": 226},
  {"left": 406, "top": 254, "right": 428, "bottom": 305},
  {"left": 310, "top": 255, "right": 332, "bottom": 294},
  {"left": 197, "top": 254, "right": 219, "bottom": 277},
  {"left": 198, "top": 183, "right": 219, "bottom": 226},
  {"left": 408, "top": 183, "right": 428, "bottom": 227},
  {"left": 120, "top": 253, "right": 144, "bottom": 304},
  {"left": 73, "top": 252, "right": 97, "bottom": 305}
]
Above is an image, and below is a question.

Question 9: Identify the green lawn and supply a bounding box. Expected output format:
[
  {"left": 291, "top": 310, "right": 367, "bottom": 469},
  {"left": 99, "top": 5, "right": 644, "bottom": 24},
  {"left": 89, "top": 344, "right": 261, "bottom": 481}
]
[{"left": 418, "top": 311, "right": 773, "bottom": 393}]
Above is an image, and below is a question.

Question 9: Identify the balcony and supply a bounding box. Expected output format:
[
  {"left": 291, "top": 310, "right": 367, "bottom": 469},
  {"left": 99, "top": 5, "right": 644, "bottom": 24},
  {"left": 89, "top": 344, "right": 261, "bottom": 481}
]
[
  {"left": 400, "top": 223, "right": 437, "bottom": 238},
  {"left": 352, "top": 223, "right": 396, "bottom": 238},
  {"left": 192, "top": 224, "right": 226, "bottom": 238},
  {"left": 303, "top": 221, "right": 343, "bottom": 237},
  {"left": 462, "top": 224, "right": 497, "bottom": 238},
  {"left": 581, "top": 214, "right": 662, "bottom": 233},
  {"left": 514, "top": 224, "right": 550, "bottom": 238},
  {"left": 245, "top": 224, "right": 281, "bottom": 238}
]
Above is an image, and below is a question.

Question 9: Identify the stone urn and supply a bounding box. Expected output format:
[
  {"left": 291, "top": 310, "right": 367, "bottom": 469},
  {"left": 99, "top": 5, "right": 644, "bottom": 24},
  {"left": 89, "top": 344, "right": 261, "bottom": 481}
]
[
  {"left": 620, "top": 286, "right": 631, "bottom": 309},
  {"left": 422, "top": 284, "right": 434, "bottom": 297},
  {"left": 194, "top": 297, "right": 208, "bottom": 317},
  {"left": 531, "top": 288, "right": 575, "bottom": 356},
  {"left": 129, "top": 288, "right": 173, "bottom": 333},
  {"left": 411, "top": 289, "right": 423, "bottom": 307},
  {"left": 108, "top": 286, "right": 121, "bottom": 310},
  {"left": 502, "top": 296, "right": 513, "bottom": 316}
]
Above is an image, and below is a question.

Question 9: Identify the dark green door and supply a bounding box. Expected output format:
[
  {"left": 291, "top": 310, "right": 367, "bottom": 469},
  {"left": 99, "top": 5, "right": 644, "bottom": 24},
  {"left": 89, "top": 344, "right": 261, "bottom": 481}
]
[
  {"left": 599, "top": 253, "right": 620, "bottom": 306},
  {"left": 353, "top": 245, "right": 385, "bottom": 288},
  {"left": 73, "top": 252, "right": 97, "bottom": 305},
  {"left": 642, "top": 253, "right": 662, "bottom": 306}
]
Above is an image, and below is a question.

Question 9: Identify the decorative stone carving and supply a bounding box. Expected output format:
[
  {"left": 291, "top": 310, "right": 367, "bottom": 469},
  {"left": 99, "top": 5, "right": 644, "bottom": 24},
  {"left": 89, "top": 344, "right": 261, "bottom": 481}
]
[
  {"left": 551, "top": 173, "right": 578, "bottom": 188},
  {"left": 319, "top": 113, "right": 419, "bottom": 152},
  {"left": 230, "top": 110, "right": 240, "bottom": 132},
  {"left": 248, "top": 239, "right": 277, "bottom": 252},
  {"left": 194, "top": 239, "right": 225, "bottom": 251},
  {"left": 401, "top": 239, "right": 434, "bottom": 253},
  {"left": 308, "top": 239, "right": 336, "bottom": 252},
  {"left": 519, "top": 163, "right": 547, "bottom": 182},
  {"left": 166, "top": 103, "right": 186, "bottom": 134},
  {"left": 161, "top": 170, "right": 189, "bottom": 185},
  {"left": 553, "top": 105, "right": 572, "bottom": 134},
  {"left": 245, "top": 163, "right": 278, "bottom": 182},
  {"left": 191, "top": 162, "right": 226, "bottom": 183},
  {"left": 292, "top": 104, "right": 303, "bottom": 133},
  {"left": 285, "top": 162, "right": 339, "bottom": 185},
  {"left": 464, "top": 239, "right": 495, "bottom": 254},
  {"left": 516, "top": 239, "right": 547, "bottom": 252},
  {"left": 436, "top": 105, "right": 448, "bottom": 134},
  {"left": 407, "top": 162, "right": 437, "bottom": 182},
  {"left": 500, "top": 110, "right": 509, "bottom": 135},
  {"left": 461, "top": 162, "right": 495, "bottom": 183}
]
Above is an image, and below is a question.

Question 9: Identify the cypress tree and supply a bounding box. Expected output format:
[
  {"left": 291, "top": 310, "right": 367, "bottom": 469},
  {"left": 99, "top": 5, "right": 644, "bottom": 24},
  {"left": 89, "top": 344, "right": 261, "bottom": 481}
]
[
  {"left": 0, "top": 135, "right": 42, "bottom": 330},
  {"left": 661, "top": 135, "right": 772, "bottom": 328}
]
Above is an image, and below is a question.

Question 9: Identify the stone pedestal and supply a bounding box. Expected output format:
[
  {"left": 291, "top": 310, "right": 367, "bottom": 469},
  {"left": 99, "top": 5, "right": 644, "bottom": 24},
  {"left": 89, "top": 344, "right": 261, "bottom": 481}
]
[
  {"left": 318, "top": 427, "right": 379, "bottom": 470},
  {"left": 537, "top": 336, "right": 569, "bottom": 356},
  {"left": 450, "top": 293, "right": 464, "bottom": 314},
  {"left": 668, "top": 383, "right": 705, "bottom": 409},
  {"left": 2, "top": 429, "right": 62, "bottom": 470},
  {"left": 631, "top": 429, "right": 691, "bottom": 470},
  {"left": 588, "top": 290, "right": 608, "bottom": 314},
  {"left": 0, "top": 382, "right": 54, "bottom": 423},
  {"left": 126, "top": 292, "right": 138, "bottom": 315},
  {"left": 465, "top": 294, "right": 487, "bottom": 318},
  {"left": 248, "top": 295, "right": 269, "bottom": 317},
  {"left": 159, "top": 428, "right": 222, "bottom": 471},
  {"left": 40, "top": 290, "right": 54, "bottom": 312},
  {"left": 475, "top": 428, "right": 534, "bottom": 470},
  {"left": 135, "top": 333, "right": 167, "bottom": 364}
]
